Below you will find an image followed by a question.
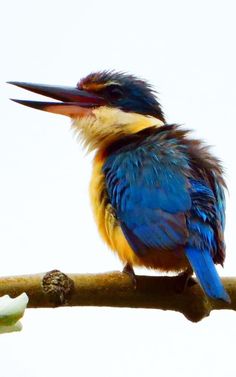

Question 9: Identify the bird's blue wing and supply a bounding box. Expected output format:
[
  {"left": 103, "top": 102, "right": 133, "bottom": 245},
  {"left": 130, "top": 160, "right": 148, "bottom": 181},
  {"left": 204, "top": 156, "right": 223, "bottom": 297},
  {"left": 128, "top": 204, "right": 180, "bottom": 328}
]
[
  {"left": 103, "top": 129, "right": 229, "bottom": 302},
  {"left": 103, "top": 145, "right": 192, "bottom": 255}
]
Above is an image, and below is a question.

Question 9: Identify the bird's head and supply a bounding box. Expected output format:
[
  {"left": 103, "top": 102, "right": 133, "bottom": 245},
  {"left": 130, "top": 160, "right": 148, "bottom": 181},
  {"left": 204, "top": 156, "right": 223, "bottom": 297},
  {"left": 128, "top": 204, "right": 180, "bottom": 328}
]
[{"left": 9, "top": 71, "right": 165, "bottom": 150}]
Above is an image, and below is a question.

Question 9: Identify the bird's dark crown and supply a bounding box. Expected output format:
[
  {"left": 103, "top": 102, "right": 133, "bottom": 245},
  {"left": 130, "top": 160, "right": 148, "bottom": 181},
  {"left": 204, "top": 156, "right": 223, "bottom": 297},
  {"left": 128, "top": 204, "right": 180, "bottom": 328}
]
[{"left": 78, "top": 70, "right": 165, "bottom": 122}]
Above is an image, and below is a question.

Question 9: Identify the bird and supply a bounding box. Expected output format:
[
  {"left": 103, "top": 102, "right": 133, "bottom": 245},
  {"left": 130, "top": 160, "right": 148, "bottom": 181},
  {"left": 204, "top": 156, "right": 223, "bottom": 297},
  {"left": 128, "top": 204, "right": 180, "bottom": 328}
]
[{"left": 8, "top": 70, "right": 230, "bottom": 302}]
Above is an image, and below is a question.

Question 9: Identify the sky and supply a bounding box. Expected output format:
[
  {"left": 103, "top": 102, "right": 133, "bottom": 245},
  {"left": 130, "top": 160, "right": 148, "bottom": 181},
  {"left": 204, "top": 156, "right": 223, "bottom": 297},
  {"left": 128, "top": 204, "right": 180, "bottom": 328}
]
[{"left": 0, "top": 0, "right": 236, "bottom": 375}]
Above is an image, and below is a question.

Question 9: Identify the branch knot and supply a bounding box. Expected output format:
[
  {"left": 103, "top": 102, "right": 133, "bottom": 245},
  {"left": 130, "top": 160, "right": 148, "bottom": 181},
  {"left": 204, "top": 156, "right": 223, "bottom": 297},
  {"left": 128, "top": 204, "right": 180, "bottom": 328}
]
[{"left": 42, "top": 270, "right": 74, "bottom": 306}]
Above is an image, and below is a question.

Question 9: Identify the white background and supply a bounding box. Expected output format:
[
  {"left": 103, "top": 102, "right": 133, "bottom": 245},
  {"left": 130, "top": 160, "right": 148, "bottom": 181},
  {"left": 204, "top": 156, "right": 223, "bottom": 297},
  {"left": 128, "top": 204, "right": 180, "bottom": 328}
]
[{"left": 1, "top": 0, "right": 236, "bottom": 376}]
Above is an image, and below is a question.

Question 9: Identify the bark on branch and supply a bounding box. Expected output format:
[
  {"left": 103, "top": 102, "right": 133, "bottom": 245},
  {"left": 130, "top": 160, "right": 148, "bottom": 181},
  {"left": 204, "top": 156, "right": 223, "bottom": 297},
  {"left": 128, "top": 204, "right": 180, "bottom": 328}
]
[{"left": 0, "top": 270, "right": 235, "bottom": 322}]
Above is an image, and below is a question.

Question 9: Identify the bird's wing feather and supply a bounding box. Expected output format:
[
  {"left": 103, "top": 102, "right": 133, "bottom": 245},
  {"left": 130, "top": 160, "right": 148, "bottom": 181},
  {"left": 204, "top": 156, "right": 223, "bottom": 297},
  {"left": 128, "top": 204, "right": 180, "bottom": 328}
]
[
  {"left": 185, "top": 177, "right": 229, "bottom": 301},
  {"left": 210, "top": 172, "right": 226, "bottom": 264},
  {"left": 103, "top": 145, "right": 192, "bottom": 255},
  {"left": 187, "top": 174, "right": 226, "bottom": 264}
]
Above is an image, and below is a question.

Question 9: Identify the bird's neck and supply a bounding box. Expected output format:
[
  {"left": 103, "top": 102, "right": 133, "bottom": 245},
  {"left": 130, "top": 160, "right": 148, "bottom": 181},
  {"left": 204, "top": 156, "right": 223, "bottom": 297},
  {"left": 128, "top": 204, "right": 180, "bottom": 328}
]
[{"left": 72, "top": 106, "right": 164, "bottom": 152}]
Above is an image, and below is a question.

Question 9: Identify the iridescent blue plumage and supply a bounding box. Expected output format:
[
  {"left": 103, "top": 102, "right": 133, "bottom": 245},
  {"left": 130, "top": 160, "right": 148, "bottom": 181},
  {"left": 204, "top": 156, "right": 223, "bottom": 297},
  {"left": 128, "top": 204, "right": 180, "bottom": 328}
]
[{"left": 103, "top": 125, "right": 230, "bottom": 302}]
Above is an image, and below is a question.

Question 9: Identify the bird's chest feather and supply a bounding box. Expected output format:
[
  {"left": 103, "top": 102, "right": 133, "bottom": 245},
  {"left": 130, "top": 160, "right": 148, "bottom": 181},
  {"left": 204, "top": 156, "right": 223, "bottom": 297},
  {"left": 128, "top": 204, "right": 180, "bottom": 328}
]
[
  {"left": 89, "top": 150, "right": 188, "bottom": 272},
  {"left": 89, "top": 151, "right": 119, "bottom": 249}
]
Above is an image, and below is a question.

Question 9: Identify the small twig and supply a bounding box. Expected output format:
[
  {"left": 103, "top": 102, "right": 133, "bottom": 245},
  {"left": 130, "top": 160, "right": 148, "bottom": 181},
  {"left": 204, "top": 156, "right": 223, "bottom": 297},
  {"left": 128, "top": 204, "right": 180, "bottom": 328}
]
[{"left": 0, "top": 271, "right": 235, "bottom": 322}]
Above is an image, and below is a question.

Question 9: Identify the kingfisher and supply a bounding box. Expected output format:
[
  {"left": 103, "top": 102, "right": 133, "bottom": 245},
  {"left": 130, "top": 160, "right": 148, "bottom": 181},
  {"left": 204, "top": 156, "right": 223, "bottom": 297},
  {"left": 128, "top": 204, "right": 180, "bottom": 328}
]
[{"left": 8, "top": 70, "right": 230, "bottom": 302}]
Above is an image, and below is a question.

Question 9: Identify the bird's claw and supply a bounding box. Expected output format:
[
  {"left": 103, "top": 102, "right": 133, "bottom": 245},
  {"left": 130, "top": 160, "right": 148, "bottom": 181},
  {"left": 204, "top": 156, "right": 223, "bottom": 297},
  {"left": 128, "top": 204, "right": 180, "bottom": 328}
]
[
  {"left": 122, "top": 264, "right": 137, "bottom": 289},
  {"left": 175, "top": 269, "right": 196, "bottom": 294}
]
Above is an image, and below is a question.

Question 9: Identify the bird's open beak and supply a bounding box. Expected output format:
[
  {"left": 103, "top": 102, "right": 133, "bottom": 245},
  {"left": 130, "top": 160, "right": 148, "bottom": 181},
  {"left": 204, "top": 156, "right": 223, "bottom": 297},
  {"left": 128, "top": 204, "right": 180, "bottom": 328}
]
[{"left": 8, "top": 81, "right": 105, "bottom": 117}]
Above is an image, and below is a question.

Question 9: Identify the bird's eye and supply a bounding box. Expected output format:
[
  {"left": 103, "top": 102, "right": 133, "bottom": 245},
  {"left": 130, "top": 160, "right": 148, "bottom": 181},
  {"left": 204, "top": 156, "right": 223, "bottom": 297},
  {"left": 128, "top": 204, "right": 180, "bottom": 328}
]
[{"left": 107, "top": 85, "right": 123, "bottom": 100}]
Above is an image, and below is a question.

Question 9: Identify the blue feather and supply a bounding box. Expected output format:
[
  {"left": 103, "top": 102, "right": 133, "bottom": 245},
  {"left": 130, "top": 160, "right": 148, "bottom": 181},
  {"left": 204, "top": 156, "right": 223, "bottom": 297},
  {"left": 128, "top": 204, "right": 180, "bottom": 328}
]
[{"left": 185, "top": 246, "right": 230, "bottom": 302}]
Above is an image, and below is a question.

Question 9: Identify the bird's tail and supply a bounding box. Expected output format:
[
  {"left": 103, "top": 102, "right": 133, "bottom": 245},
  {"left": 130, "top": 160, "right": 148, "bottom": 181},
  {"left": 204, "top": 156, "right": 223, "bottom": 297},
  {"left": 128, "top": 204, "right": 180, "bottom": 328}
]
[{"left": 185, "top": 246, "right": 230, "bottom": 303}]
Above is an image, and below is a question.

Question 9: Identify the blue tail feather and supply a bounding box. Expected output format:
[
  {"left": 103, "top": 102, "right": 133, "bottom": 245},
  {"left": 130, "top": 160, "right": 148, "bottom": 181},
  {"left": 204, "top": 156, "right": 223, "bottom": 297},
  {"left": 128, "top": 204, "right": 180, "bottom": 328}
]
[{"left": 185, "top": 247, "right": 230, "bottom": 303}]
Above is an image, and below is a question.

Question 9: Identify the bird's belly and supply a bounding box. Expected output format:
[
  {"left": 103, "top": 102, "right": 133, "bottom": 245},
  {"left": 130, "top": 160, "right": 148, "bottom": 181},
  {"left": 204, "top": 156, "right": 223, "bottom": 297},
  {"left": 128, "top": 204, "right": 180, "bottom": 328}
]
[
  {"left": 90, "top": 153, "right": 189, "bottom": 272},
  {"left": 111, "top": 224, "right": 188, "bottom": 271}
]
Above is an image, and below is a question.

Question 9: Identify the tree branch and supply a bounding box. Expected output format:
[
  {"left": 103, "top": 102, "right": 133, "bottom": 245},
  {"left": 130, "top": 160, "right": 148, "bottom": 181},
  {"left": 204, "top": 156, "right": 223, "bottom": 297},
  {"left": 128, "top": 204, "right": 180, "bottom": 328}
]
[{"left": 0, "top": 270, "right": 235, "bottom": 322}]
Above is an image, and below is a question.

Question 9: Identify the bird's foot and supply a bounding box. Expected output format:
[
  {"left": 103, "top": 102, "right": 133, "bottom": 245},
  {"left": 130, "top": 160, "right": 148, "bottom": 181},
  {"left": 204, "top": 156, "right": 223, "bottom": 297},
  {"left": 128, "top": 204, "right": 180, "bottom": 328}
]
[
  {"left": 122, "top": 264, "right": 137, "bottom": 289},
  {"left": 175, "top": 269, "right": 196, "bottom": 294}
]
